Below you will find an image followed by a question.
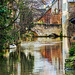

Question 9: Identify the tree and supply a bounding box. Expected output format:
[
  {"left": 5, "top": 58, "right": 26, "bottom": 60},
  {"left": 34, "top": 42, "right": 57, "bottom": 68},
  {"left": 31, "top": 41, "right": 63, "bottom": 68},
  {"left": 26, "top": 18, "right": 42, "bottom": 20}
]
[
  {"left": 0, "top": 0, "right": 20, "bottom": 50},
  {"left": 0, "top": 0, "right": 33, "bottom": 50},
  {"left": 20, "top": 0, "right": 33, "bottom": 34}
]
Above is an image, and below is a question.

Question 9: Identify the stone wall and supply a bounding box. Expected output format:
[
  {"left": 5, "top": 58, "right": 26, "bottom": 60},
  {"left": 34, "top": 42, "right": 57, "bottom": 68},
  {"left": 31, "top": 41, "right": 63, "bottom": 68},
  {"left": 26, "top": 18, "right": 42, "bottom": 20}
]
[
  {"left": 37, "top": 0, "right": 62, "bottom": 24},
  {"left": 37, "top": 8, "right": 51, "bottom": 23},
  {"left": 50, "top": 14, "right": 61, "bottom": 24},
  {"left": 68, "top": 2, "right": 75, "bottom": 36},
  {"left": 31, "top": 24, "right": 61, "bottom": 36},
  {"left": 38, "top": 9, "right": 61, "bottom": 24}
]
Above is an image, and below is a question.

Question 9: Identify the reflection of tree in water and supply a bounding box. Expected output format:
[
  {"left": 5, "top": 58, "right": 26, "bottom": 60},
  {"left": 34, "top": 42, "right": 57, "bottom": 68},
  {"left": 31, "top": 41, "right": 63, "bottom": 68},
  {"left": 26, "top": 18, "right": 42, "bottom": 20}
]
[
  {"left": 21, "top": 52, "right": 34, "bottom": 75},
  {"left": 0, "top": 56, "right": 12, "bottom": 75},
  {"left": 0, "top": 48, "right": 34, "bottom": 75},
  {"left": 9, "top": 50, "right": 34, "bottom": 75},
  {"left": 9, "top": 51, "right": 18, "bottom": 75}
]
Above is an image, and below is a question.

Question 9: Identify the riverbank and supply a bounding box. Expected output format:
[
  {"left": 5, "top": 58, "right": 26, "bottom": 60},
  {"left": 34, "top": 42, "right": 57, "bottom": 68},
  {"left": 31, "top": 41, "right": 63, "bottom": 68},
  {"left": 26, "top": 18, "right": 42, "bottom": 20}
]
[
  {"left": 4, "top": 40, "right": 21, "bottom": 49},
  {"left": 65, "top": 59, "right": 75, "bottom": 70},
  {"left": 65, "top": 42, "right": 75, "bottom": 70}
]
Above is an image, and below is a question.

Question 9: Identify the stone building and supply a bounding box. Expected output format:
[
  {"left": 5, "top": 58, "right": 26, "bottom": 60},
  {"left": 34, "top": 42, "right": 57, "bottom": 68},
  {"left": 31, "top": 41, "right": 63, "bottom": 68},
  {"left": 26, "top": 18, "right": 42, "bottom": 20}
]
[
  {"left": 62, "top": 0, "right": 75, "bottom": 36},
  {"left": 36, "top": 0, "right": 75, "bottom": 36},
  {"left": 37, "top": 0, "right": 62, "bottom": 24}
]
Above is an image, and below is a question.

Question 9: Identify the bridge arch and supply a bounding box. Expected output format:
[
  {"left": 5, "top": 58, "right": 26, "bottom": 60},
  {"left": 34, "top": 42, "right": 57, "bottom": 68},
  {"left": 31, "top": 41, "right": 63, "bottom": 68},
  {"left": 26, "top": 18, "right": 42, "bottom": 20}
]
[{"left": 31, "top": 23, "right": 61, "bottom": 36}]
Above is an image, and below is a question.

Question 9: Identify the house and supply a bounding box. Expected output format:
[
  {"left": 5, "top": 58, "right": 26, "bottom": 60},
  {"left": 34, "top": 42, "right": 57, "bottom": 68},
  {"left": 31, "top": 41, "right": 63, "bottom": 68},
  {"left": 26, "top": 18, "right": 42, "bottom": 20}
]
[
  {"left": 36, "top": 0, "right": 62, "bottom": 24},
  {"left": 37, "top": 8, "right": 52, "bottom": 23}
]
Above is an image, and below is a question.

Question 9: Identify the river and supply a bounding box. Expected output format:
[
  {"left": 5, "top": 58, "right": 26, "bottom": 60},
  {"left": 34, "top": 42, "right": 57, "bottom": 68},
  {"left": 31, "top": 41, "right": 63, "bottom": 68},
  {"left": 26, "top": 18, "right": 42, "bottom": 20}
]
[{"left": 0, "top": 37, "right": 75, "bottom": 75}]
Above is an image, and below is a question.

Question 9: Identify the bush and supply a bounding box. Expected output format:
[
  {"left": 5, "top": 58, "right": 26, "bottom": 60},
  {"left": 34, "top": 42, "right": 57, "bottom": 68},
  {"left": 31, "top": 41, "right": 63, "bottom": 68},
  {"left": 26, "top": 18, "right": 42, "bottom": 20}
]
[
  {"left": 65, "top": 60, "right": 75, "bottom": 70},
  {"left": 69, "top": 43, "right": 75, "bottom": 56}
]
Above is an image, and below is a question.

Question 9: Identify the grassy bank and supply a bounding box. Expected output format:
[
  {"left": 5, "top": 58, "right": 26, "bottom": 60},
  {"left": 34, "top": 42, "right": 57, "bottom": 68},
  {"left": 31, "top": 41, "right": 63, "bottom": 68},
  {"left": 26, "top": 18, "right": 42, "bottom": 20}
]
[{"left": 65, "top": 42, "right": 75, "bottom": 70}]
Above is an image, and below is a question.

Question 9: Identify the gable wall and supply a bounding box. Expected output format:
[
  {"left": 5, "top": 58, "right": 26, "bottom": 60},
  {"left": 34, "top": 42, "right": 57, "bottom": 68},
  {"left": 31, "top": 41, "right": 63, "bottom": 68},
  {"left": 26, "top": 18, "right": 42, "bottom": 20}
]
[{"left": 37, "top": 0, "right": 62, "bottom": 24}]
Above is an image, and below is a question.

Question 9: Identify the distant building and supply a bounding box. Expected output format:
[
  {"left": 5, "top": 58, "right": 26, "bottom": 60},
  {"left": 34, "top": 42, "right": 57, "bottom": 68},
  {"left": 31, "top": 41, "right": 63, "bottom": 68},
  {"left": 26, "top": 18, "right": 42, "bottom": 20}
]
[{"left": 37, "top": 0, "right": 62, "bottom": 24}]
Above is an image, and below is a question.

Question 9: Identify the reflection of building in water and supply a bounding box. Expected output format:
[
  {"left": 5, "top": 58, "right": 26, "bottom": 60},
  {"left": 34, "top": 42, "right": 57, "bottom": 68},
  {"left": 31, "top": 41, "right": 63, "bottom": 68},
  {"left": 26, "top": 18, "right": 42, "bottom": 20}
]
[
  {"left": 41, "top": 43, "right": 62, "bottom": 62},
  {"left": 1, "top": 37, "right": 71, "bottom": 75},
  {"left": 40, "top": 43, "right": 63, "bottom": 75}
]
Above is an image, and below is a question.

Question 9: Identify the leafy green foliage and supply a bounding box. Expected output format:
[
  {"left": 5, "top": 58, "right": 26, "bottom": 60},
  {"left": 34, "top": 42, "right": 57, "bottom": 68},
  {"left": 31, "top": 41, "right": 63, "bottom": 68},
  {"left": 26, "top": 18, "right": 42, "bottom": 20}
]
[
  {"left": 0, "top": 1, "right": 11, "bottom": 49},
  {"left": 65, "top": 59, "right": 75, "bottom": 70},
  {"left": 0, "top": 0, "right": 19, "bottom": 50},
  {"left": 69, "top": 42, "right": 75, "bottom": 56},
  {"left": 65, "top": 43, "right": 75, "bottom": 70},
  {"left": 0, "top": 0, "right": 33, "bottom": 49}
]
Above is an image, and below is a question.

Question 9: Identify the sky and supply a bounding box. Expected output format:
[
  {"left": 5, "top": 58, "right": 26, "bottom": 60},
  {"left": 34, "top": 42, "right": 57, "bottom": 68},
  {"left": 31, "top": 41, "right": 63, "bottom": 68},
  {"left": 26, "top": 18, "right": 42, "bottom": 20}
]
[{"left": 42, "top": 0, "right": 55, "bottom": 6}]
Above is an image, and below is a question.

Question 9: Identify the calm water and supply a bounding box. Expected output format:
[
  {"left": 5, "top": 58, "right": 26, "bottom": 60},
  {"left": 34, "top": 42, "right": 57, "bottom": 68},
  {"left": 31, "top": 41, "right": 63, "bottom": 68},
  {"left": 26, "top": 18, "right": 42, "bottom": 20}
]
[{"left": 0, "top": 37, "right": 74, "bottom": 75}]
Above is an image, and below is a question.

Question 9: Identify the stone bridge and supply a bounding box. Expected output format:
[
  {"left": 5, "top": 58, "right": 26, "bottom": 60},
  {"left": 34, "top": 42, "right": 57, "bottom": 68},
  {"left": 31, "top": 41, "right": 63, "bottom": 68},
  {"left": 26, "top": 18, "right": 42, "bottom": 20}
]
[{"left": 31, "top": 23, "right": 61, "bottom": 36}]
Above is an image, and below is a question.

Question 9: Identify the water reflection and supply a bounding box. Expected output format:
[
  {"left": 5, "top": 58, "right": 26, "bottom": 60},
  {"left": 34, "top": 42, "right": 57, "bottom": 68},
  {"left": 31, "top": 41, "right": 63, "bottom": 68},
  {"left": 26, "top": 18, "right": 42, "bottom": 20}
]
[
  {"left": 39, "top": 43, "right": 63, "bottom": 75},
  {"left": 0, "top": 45, "right": 34, "bottom": 75},
  {"left": 0, "top": 37, "right": 72, "bottom": 75}
]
